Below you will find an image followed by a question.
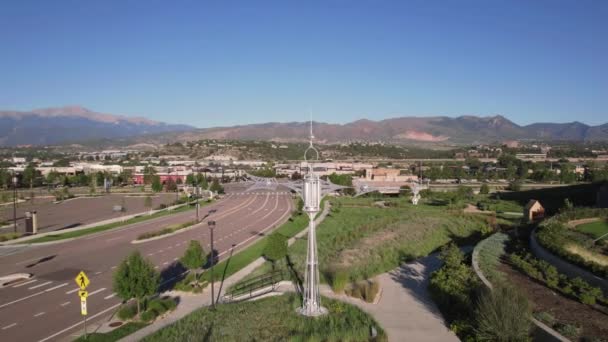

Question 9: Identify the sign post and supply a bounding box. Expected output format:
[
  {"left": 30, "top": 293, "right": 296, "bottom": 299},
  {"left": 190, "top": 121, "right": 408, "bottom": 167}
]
[{"left": 75, "top": 271, "right": 90, "bottom": 339}]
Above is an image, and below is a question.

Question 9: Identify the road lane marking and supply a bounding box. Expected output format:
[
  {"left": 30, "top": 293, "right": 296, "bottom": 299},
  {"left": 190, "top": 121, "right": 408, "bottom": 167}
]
[
  {"left": 13, "top": 279, "right": 37, "bottom": 288},
  {"left": 147, "top": 253, "right": 154, "bottom": 256},
  {"left": 44, "top": 283, "right": 68, "bottom": 292},
  {"left": 173, "top": 257, "right": 178, "bottom": 261},
  {"left": 60, "top": 301, "right": 71, "bottom": 307},
  {"left": 66, "top": 287, "right": 80, "bottom": 294},
  {"left": 0, "top": 282, "right": 67, "bottom": 309},
  {"left": 88, "top": 288, "right": 106, "bottom": 297},
  {"left": 111, "top": 265, "right": 117, "bottom": 269},
  {"left": 38, "top": 302, "right": 121, "bottom": 342},
  {"left": 104, "top": 293, "right": 116, "bottom": 300},
  {"left": 162, "top": 262, "right": 168, "bottom": 265},
  {"left": 94, "top": 271, "right": 102, "bottom": 275},
  {"left": 2, "top": 323, "right": 17, "bottom": 330},
  {"left": 105, "top": 237, "right": 121, "bottom": 242},
  {"left": 34, "top": 312, "right": 45, "bottom": 317},
  {"left": 29, "top": 281, "right": 52, "bottom": 290}
]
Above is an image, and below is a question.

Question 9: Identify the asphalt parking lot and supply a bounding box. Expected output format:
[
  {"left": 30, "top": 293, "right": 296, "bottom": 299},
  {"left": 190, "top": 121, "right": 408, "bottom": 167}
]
[{"left": 0, "top": 193, "right": 177, "bottom": 233}]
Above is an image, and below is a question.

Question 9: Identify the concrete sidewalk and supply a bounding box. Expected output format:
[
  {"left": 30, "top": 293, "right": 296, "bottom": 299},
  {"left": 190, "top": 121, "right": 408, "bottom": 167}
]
[{"left": 318, "top": 254, "right": 459, "bottom": 342}]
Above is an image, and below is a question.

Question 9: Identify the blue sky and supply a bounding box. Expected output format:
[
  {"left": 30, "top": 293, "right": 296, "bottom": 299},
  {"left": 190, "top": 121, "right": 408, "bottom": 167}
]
[{"left": 0, "top": 1, "right": 606, "bottom": 127}]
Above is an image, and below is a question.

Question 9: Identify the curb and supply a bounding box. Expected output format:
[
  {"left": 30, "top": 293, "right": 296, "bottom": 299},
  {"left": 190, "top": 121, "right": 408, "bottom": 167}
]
[{"left": 472, "top": 233, "right": 570, "bottom": 342}]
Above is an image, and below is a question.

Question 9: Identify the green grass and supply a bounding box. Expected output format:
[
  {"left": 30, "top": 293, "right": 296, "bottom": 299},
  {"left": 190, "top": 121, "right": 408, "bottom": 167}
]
[
  {"left": 73, "top": 322, "right": 148, "bottom": 342},
  {"left": 238, "top": 196, "right": 492, "bottom": 287},
  {"left": 26, "top": 200, "right": 212, "bottom": 243},
  {"left": 577, "top": 220, "right": 608, "bottom": 240},
  {"left": 142, "top": 294, "right": 386, "bottom": 342}
]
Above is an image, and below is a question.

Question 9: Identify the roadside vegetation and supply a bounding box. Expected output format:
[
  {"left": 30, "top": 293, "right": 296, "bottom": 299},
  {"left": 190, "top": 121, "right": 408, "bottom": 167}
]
[
  {"left": 535, "top": 207, "right": 608, "bottom": 278},
  {"left": 135, "top": 220, "right": 197, "bottom": 241},
  {"left": 142, "top": 294, "right": 386, "bottom": 342}
]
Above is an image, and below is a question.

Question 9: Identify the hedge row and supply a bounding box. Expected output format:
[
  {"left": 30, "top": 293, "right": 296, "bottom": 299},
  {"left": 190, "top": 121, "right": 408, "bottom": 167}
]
[{"left": 509, "top": 253, "right": 606, "bottom": 306}]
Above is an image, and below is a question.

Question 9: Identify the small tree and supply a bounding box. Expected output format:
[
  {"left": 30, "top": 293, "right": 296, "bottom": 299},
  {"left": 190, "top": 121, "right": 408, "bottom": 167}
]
[
  {"left": 479, "top": 183, "right": 490, "bottom": 195},
  {"left": 144, "top": 195, "right": 153, "bottom": 214},
  {"left": 165, "top": 178, "right": 177, "bottom": 192},
  {"left": 475, "top": 285, "right": 532, "bottom": 341},
  {"left": 151, "top": 176, "right": 163, "bottom": 192},
  {"left": 263, "top": 233, "right": 288, "bottom": 269},
  {"left": 209, "top": 179, "right": 224, "bottom": 194},
  {"left": 113, "top": 251, "right": 160, "bottom": 315},
  {"left": 180, "top": 240, "right": 206, "bottom": 285}
]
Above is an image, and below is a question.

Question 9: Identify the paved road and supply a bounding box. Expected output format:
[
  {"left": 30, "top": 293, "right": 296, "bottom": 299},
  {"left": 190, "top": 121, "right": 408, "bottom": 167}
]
[
  {"left": 1, "top": 193, "right": 177, "bottom": 233},
  {"left": 0, "top": 187, "right": 293, "bottom": 342}
]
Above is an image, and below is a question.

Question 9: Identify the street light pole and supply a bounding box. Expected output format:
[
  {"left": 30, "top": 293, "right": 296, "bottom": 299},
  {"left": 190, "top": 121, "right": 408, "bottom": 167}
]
[
  {"left": 208, "top": 220, "right": 216, "bottom": 309},
  {"left": 12, "top": 174, "right": 18, "bottom": 234},
  {"left": 196, "top": 186, "right": 200, "bottom": 223}
]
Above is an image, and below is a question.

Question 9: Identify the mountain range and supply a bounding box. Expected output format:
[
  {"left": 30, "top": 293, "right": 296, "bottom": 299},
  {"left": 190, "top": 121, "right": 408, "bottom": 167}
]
[
  {"left": 0, "top": 106, "right": 607, "bottom": 146},
  {"left": 178, "top": 115, "right": 608, "bottom": 145},
  {"left": 0, "top": 106, "right": 193, "bottom": 146}
]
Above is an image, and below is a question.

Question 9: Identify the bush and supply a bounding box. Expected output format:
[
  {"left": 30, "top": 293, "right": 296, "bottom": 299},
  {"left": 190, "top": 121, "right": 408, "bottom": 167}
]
[
  {"left": 147, "top": 299, "right": 168, "bottom": 316},
  {"left": 117, "top": 303, "right": 138, "bottom": 321},
  {"left": 475, "top": 285, "right": 532, "bottom": 341},
  {"left": 0, "top": 232, "right": 21, "bottom": 242},
  {"left": 534, "top": 311, "right": 555, "bottom": 326},
  {"left": 479, "top": 183, "right": 490, "bottom": 195},
  {"left": 330, "top": 270, "right": 349, "bottom": 293},
  {"left": 555, "top": 323, "right": 580, "bottom": 339},
  {"left": 140, "top": 309, "right": 157, "bottom": 322},
  {"left": 262, "top": 233, "right": 288, "bottom": 265}
]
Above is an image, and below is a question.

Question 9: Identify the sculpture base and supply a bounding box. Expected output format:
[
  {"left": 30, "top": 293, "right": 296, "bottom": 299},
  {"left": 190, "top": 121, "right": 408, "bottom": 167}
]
[{"left": 297, "top": 306, "right": 328, "bottom": 317}]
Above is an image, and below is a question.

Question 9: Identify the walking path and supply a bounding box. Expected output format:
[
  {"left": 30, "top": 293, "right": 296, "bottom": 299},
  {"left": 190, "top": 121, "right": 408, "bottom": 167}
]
[{"left": 317, "top": 253, "right": 458, "bottom": 342}]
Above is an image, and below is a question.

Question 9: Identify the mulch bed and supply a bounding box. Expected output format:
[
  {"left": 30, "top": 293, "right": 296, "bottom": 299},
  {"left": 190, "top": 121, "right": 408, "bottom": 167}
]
[{"left": 499, "top": 261, "right": 608, "bottom": 341}]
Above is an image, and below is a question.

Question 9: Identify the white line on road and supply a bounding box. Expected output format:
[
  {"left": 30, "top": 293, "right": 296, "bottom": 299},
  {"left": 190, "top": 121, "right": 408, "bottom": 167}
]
[
  {"left": 34, "top": 312, "right": 45, "bottom": 317},
  {"left": 2, "top": 323, "right": 17, "bottom": 330},
  {"left": 173, "top": 257, "right": 178, "bottom": 261},
  {"left": 66, "top": 288, "right": 79, "bottom": 294},
  {"left": 147, "top": 253, "right": 154, "bottom": 256},
  {"left": 94, "top": 271, "right": 102, "bottom": 275},
  {"left": 104, "top": 293, "right": 116, "bottom": 300},
  {"left": 105, "top": 237, "right": 121, "bottom": 242},
  {"left": 38, "top": 303, "right": 121, "bottom": 342},
  {"left": 0, "top": 283, "right": 67, "bottom": 309},
  {"left": 87, "top": 288, "right": 106, "bottom": 297},
  {"left": 29, "top": 281, "right": 52, "bottom": 290},
  {"left": 162, "top": 262, "right": 168, "bottom": 265},
  {"left": 111, "top": 265, "right": 117, "bottom": 269},
  {"left": 13, "top": 279, "right": 37, "bottom": 288},
  {"left": 60, "top": 301, "right": 71, "bottom": 307},
  {"left": 44, "top": 283, "right": 68, "bottom": 292}
]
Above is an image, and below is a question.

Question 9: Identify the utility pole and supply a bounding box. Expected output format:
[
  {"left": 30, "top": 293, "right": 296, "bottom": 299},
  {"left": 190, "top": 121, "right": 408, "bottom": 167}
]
[
  {"left": 208, "top": 220, "right": 216, "bottom": 309},
  {"left": 196, "top": 186, "right": 200, "bottom": 222},
  {"left": 12, "top": 173, "right": 18, "bottom": 234}
]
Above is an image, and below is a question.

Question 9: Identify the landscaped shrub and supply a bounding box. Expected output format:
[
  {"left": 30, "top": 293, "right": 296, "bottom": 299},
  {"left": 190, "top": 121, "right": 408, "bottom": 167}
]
[
  {"left": 533, "top": 311, "right": 556, "bottom": 326},
  {"left": 136, "top": 221, "right": 196, "bottom": 241},
  {"left": 117, "top": 303, "right": 137, "bottom": 321},
  {"left": 329, "top": 269, "right": 349, "bottom": 294},
  {"left": 140, "top": 309, "right": 157, "bottom": 322},
  {"left": 508, "top": 252, "right": 606, "bottom": 306},
  {"left": 555, "top": 323, "right": 581, "bottom": 339},
  {"left": 475, "top": 285, "right": 532, "bottom": 342},
  {"left": 147, "top": 299, "right": 168, "bottom": 316}
]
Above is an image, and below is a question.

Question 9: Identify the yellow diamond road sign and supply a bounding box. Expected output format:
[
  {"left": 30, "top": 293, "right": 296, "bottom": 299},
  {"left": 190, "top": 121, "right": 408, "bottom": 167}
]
[
  {"left": 78, "top": 290, "right": 88, "bottom": 299},
  {"left": 75, "top": 271, "right": 90, "bottom": 290}
]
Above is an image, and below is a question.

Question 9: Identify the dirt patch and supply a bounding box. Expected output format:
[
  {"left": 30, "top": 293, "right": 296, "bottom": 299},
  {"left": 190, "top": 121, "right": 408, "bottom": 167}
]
[
  {"left": 565, "top": 243, "right": 608, "bottom": 267},
  {"left": 567, "top": 218, "right": 602, "bottom": 229},
  {"left": 337, "top": 230, "right": 399, "bottom": 267},
  {"left": 499, "top": 261, "right": 608, "bottom": 341}
]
